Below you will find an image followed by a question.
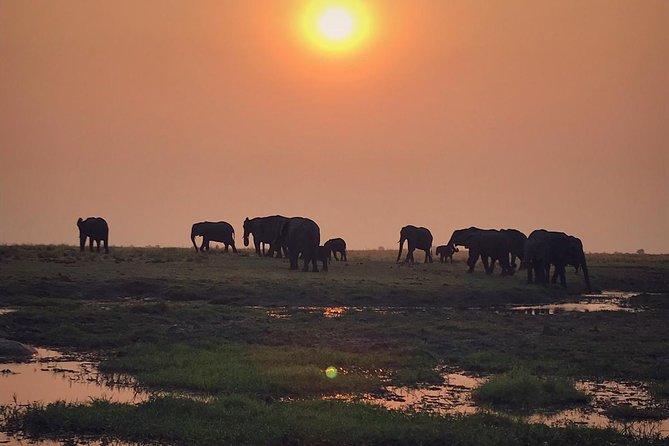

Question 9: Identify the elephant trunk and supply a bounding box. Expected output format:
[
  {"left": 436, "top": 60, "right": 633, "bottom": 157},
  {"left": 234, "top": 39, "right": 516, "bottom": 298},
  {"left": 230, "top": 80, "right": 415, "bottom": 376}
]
[
  {"left": 580, "top": 255, "right": 591, "bottom": 293},
  {"left": 191, "top": 231, "right": 199, "bottom": 252},
  {"left": 396, "top": 236, "right": 405, "bottom": 262},
  {"left": 243, "top": 234, "right": 250, "bottom": 247}
]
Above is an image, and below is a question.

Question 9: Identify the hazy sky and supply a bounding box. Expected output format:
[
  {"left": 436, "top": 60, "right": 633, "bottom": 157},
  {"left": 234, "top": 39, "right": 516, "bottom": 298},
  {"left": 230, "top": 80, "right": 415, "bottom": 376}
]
[{"left": 1, "top": 1, "right": 667, "bottom": 252}]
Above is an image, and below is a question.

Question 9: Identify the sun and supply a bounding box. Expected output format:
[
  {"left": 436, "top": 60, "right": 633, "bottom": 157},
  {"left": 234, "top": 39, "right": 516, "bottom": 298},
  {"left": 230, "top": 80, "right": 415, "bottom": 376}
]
[
  {"left": 300, "top": 1, "right": 374, "bottom": 55},
  {"left": 318, "top": 7, "right": 354, "bottom": 41}
]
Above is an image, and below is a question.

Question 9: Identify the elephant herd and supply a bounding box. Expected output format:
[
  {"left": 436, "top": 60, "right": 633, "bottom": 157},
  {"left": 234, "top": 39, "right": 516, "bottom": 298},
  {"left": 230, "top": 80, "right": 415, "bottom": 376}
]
[
  {"left": 77, "top": 216, "right": 590, "bottom": 290},
  {"left": 396, "top": 225, "right": 591, "bottom": 292}
]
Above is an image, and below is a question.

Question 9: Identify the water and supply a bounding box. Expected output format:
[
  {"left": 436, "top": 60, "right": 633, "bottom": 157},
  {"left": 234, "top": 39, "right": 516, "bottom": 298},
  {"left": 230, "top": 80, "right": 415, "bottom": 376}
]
[
  {"left": 0, "top": 349, "right": 148, "bottom": 407},
  {"left": 255, "top": 292, "right": 646, "bottom": 319},
  {"left": 255, "top": 305, "right": 440, "bottom": 319},
  {"left": 1, "top": 349, "right": 148, "bottom": 446},
  {"left": 509, "top": 291, "right": 643, "bottom": 314},
  {"left": 0, "top": 436, "right": 135, "bottom": 446},
  {"left": 357, "top": 366, "right": 669, "bottom": 438}
]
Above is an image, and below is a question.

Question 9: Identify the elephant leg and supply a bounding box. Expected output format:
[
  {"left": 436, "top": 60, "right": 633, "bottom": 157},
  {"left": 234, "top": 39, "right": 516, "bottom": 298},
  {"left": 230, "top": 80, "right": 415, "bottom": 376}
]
[
  {"left": 89, "top": 237, "right": 94, "bottom": 252},
  {"left": 343, "top": 251, "right": 347, "bottom": 261},
  {"left": 557, "top": 265, "right": 567, "bottom": 287},
  {"left": 224, "top": 244, "right": 229, "bottom": 253},
  {"left": 551, "top": 268, "right": 559, "bottom": 284},
  {"left": 289, "top": 251, "right": 299, "bottom": 270},
  {"left": 483, "top": 256, "right": 493, "bottom": 274},
  {"left": 333, "top": 252, "right": 338, "bottom": 261},
  {"left": 425, "top": 249, "right": 433, "bottom": 263},
  {"left": 467, "top": 251, "right": 479, "bottom": 273},
  {"left": 231, "top": 242, "right": 238, "bottom": 254},
  {"left": 96, "top": 240, "right": 101, "bottom": 253},
  {"left": 254, "top": 240, "right": 261, "bottom": 256},
  {"left": 536, "top": 264, "right": 548, "bottom": 284},
  {"left": 527, "top": 263, "right": 534, "bottom": 284},
  {"left": 103, "top": 239, "right": 109, "bottom": 254},
  {"left": 408, "top": 248, "right": 415, "bottom": 264},
  {"left": 312, "top": 254, "right": 319, "bottom": 272}
]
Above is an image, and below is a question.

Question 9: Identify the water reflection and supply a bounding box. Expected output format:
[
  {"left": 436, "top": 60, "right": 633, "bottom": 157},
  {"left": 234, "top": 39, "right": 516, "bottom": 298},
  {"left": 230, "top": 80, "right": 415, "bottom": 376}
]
[
  {"left": 0, "top": 433, "right": 137, "bottom": 446},
  {"left": 0, "top": 348, "right": 148, "bottom": 407},
  {"left": 1, "top": 349, "right": 149, "bottom": 446},
  {"left": 510, "top": 291, "right": 643, "bottom": 314},
  {"left": 356, "top": 366, "right": 669, "bottom": 438},
  {"left": 253, "top": 305, "right": 440, "bottom": 319}
]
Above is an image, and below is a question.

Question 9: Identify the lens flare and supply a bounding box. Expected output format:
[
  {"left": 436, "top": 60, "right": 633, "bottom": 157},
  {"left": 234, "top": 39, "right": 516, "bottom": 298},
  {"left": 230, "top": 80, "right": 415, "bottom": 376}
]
[{"left": 325, "top": 366, "right": 338, "bottom": 378}]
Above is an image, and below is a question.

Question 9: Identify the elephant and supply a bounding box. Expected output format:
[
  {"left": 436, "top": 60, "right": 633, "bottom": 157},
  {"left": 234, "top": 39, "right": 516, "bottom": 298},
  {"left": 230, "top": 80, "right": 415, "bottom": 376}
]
[
  {"left": 243, "top": 216, "right": 288, "bottom": 258},
  {"left": 316, "top": 245, "right": 330, "bottom": 271},
  {"left": 324, "top": 238, "right": 347, "bottom": 261},
  {"left": 447, "top": 227, "right": 487, "bottom": 272},
  {"left": 191, "top": 221, "right": 237, "bottom": 253},
  {"left": 523, "top": 230, "right": 591, "bottom": 292},
  {"left": 77, "top": 217, "right": 109, "bottom": 253},
  {"left": 549, "top": 235, "right": 590, "bottom": 288},
  {"left": 465, "top": 230, "right": 515, "bottom": 276},
  {"left": 276, "top": 217, "right": 322, "bottom": 271},
  {"left": 397, "top": 225, "right": 433, "bottom": 264},
  {"left": 447, "top": 227, "right": 520, "bottom": 274},
  {"left": 447, "top": 227, "right": 484, "bottom": 250},
  {"left": 500, "top": 229, "right": 527, "bottom": 268},
  {"left": 435, "top": 244, "right": 458, "bottom": 263}
]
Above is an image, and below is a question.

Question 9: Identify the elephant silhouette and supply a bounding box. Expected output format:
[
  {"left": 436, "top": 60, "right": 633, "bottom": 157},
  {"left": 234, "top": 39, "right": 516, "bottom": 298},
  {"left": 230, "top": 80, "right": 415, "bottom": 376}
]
[
  {"left": 397, "top": 225, "right": 433, "bottom": 264},
  {"left": 447, "top": 227, "right": 522, "bottom": 275},
  {"left": 243, "top": 216, "right": 289, "bottom": 258},
  {"left": 77, "top": 217, "right": 109, "bottom": 254},
  {"left": 435, "top": 244, "right": 458, "bottom": 263},
  {"left": 524, "top": 229, "right": 591, "bottom": 292},
  {"left": 191, "top": 221, "right": 237, "bottom": 253},
  {"left": 324, "top": 238, "right": 347, "bottom": 261},
  {"left": 277, "top": 217, "right": 322, "bottom": 272}
]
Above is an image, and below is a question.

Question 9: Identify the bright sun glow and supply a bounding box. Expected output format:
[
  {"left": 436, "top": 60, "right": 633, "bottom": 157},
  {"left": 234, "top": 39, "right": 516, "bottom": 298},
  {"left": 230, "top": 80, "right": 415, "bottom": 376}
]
[
  {"left": 318, "top": 8, "right": 354, "bottom": 41},
  {"left": 301, "top": 1, "right": 374, "bottom": 55}
]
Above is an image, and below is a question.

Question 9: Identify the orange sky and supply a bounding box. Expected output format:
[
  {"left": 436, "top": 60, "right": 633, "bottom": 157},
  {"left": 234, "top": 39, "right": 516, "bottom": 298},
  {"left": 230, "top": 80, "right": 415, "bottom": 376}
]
[{"left": 1, "top": 1, "right": 667, "bottom": 252}]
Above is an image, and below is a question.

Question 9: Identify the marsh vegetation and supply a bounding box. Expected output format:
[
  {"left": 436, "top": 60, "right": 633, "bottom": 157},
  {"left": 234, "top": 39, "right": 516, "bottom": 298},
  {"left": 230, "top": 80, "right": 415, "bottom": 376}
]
[{"left": 1, "top": 245, "right": 667, "bottom": 445}]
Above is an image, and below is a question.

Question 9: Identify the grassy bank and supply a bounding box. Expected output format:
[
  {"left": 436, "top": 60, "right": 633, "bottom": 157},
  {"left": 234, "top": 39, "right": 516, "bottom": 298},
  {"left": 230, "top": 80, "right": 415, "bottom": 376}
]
[
  {"left": 472, "top": 368, "right": 589, "bottom": 409},
  {"left": 1, "top": 245, "right": 668, "bottom": 444},
  {"left": 8, "top": 397, "right": 663, "bottom": 446}
]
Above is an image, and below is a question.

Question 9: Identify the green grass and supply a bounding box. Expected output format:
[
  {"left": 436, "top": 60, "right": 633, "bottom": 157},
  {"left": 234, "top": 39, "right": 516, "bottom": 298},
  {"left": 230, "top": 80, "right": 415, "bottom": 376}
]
[
  {"left": 604, "top": 404, "right": 669, "bottom": 421},
  {"left": 100, "top": 342, "right": 388, "bottom": 397},
  {"left": 650, "top": 381, "right": 669, "bottom": 399},
  {"left": 10, "top": 397, "right": 664, "bottom": 446},
  {"left": 1, "top": 245, "right": 668, "bottom": 445},
  {"left": 472, "top": 368, "right": 590, "bottom": 409}
]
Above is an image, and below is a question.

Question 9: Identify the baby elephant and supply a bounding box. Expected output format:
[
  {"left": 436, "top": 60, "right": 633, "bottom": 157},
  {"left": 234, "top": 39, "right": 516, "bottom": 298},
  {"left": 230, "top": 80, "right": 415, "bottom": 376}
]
[
  {"left": 324, "top": 238, "right": 347, "bottom": 261},
  {"left": 435, "top": 244, "right": 458, "bottom": 263},
  {"left": 316, "top": 246, "right": 329, "bottom": 271}
]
